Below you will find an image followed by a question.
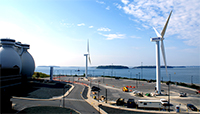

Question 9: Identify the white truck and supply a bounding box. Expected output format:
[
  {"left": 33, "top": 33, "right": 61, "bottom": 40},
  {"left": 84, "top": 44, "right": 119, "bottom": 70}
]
[{"left": 137, "top": 100, "right": 162, "bottom": 109}]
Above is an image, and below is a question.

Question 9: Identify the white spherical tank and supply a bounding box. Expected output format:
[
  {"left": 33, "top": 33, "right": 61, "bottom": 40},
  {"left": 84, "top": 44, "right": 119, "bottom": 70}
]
[
  {"left": 0, "top": 38, "right": 22, "bottom": 73},
  {"left": 20, "top": 44, "right": 35, "bottom": 79}
]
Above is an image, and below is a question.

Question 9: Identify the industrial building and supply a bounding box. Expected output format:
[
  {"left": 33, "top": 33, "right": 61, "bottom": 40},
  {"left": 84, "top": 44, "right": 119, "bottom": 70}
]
[{"left": 0, "top": 38, "right": 35, "bottom": 113}]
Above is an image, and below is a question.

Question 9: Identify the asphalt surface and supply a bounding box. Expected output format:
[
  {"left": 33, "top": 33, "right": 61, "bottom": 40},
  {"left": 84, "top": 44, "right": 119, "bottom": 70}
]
[
  {"left": 11, "top": 81, "right": 71, "bottom": 99},
  {"left": 18, "top": 106, "right": 78, "bottom": 114},
  {"left": 64, "top": 84, "right": 98, "bottom": 114},
  {"left": 11, "top": 82, "right": 99, "bottom": 114},
  {"left": 59, "top": 76, "right": 200, "bottom": 113}
]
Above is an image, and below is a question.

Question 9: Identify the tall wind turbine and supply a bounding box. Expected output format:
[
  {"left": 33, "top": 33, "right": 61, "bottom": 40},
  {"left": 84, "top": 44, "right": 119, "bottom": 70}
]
[
  {"left": 150, "top": 11, "right": 172, "bottom": 94},
  {"left": 84, "top": 39, "right": 91, "bottom": 78}
]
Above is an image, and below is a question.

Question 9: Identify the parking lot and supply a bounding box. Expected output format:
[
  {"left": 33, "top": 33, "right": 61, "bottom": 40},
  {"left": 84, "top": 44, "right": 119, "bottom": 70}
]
[{"left": 59, "top": 76, "right": 200, "bottom": 113}]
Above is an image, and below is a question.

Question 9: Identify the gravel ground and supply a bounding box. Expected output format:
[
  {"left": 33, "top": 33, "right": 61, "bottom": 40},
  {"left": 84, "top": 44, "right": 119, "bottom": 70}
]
[
  {"left": 18, "top": 106, "right": 79, "bottom": 114},
  {"left": 12, "top": 81, "right": 71, "bottom": 99}
]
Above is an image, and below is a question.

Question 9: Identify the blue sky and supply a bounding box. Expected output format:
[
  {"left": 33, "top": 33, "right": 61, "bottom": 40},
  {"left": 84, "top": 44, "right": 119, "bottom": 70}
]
[{"left": 0, "top": 0, "right": 199, "bottom": 67}]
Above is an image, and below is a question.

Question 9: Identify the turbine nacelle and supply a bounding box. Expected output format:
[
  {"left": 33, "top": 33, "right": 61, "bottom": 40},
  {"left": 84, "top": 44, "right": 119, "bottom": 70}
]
[{"left": 150, "top": 37, "right": 162, "bottom": 42}]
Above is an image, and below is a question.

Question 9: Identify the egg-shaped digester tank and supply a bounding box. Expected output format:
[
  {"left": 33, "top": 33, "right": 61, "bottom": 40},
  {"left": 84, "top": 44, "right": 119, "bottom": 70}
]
[
  {"left": 20, "top": 44, "right": 35, "bottom": 79},
  {"left": 0, "top": 38, "right": 22, "bottom": 73}
]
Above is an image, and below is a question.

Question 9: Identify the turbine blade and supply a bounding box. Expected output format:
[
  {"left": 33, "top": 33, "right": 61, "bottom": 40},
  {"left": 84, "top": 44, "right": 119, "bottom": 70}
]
[
  {"left": 88, "top": 55, "right": 91, "bottom": 64},
  {"left": 161, "top": 10, "right": 172, "bottom": 38},
  {"left": 161, "top": 40, "right": 168, "bottom": 77},
  {"left": 153, "top": 27, "right": 162, "bottom": 37},
  {"left": 87, "top": 39, "right": 89, "bottom": 54}
]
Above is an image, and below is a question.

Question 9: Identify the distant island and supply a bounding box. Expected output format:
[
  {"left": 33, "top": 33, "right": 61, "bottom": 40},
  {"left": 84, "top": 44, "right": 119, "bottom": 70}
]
[
  {"left": 96, "top": 65, "right": 129, "bottom": 69},
  {"left": 133, "top": 66, "right": 186, "bottom": 69},
  {"left": 37, "top": 66, "right": 60, "bottom": 68}
]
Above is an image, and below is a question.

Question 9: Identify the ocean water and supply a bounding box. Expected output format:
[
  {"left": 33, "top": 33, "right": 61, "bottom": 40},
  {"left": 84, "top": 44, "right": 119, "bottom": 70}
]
[{"left": 35, "top": 66, "right": 200, "bottom": 84}]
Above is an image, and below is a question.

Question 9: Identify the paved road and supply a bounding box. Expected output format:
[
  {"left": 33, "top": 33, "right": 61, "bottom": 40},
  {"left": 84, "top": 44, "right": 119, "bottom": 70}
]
[
  {"left": 12, "top": 83, "right": 99, "bottom": 114},
  {"left": 63, "top": 84, "right": 98, "bottom": 114}
]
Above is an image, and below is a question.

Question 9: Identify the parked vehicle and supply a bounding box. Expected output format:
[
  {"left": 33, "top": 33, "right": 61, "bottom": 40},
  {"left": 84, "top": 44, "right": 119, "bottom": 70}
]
[
  {"left": 187, "top": 104, "right": 197, "bottom": 111},
  {"left": 116, "top": 98, "right": 124, "bottom": 106},
  {"left": 160, "top": 99, "right": 168, "bottom": 105},
  {"left": 91, "top": 86, "right": 100, "bottom": 91},
  {"left": 133, "top": 90, "right": 143, "bottom": 97},
  {"left": 196, "top": 89, "right": 200, "bottom": 94},
  {"left": 137, "top": 100, "right": 162, "bottom": 109},
  {"left": 179, "top": 92, "right": 187, "bottom": 97},
  {"left": 122, "top": 87, "right": 128, "bottom": 92},
  {"left": 127, "top": 99, "right": 136, "bottom": 108}
]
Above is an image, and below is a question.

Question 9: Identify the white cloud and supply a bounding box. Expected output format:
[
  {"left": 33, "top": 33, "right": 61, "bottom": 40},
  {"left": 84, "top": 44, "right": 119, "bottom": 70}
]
[
  {"left": 89, "top": 26, "right": 94, "bottom": 28},
  {"left": 96, "top": 0, "right": 105, "bottom": 4},
  {"left": 77, "top": 23, "right": 85, "bottom": 26},
  {"left": 166, "top": 46, "right": 177, "bottom": 50},
  {"left": 101, "top": 33, "right": 126, "bottom": 40},
  {"left": 60, "top": 22, "right": 74, "bottom": 28},
  {"left": 119, "top": 0, "right": 200, "bottom": 47},
  {"left": 106, "top": 6, "right": 110, "bottom": 10},
  {"left": 130, "top": 35, "right": 141, "bottom": 39},
  {"left": 97, "top": 27, "right": 111, "bottom": 31},
  {"left": 114, "top": 3, "right": 122, "bottom": 9},
  {"left": 132, "top": 47, "right": 141, "bottom": 50},
  {"left": 121, "top": 0, "right": 129, "bottom": 5}
]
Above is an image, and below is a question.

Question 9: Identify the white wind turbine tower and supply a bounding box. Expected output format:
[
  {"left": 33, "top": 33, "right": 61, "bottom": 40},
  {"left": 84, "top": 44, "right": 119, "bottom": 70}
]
[
  {"left": 151, "top": 11, "right": 172, "bottom": 94},
  {"left": 84, "top": 39, "right": 91, "bottom": 78}
]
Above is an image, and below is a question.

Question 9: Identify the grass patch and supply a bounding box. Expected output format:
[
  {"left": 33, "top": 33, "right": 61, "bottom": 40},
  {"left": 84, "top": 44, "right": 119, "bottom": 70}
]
[{"left": 32, "top": 72, "right": 50, "bottom": 78}]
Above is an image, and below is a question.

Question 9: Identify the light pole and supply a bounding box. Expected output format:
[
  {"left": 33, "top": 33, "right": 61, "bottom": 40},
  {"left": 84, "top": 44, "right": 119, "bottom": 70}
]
[
  {"left": 63, "top": 84, "right": 67, "bottom": 108},
  {"left": 98, "top": 80, "right": 100, "bottom": 101},
  {"left": 103, "top": 72, "right": 105, "bottom": 83},
  {"left": 141, "top": 62, "right": 143, "bottom": 79},
  {"left": 168, "top": 74, "right": 171, "bottom": 112},
  {"left": 191, "top": 76, "right": 193, "bottom": 84},
  {"left": 136, "top": 74, "right": 138, "bottom": 88},
  {"left": 138, "top": 72, "right": 140, "bottom": 84},
  {"left": 130, "top": 72, "right": 132, "bottom": 79}
]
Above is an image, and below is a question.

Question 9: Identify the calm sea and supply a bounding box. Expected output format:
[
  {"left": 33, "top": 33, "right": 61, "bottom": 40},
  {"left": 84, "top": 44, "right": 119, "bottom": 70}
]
[{"left": 35, "top": 66, "right": 200, "bottom": 84}]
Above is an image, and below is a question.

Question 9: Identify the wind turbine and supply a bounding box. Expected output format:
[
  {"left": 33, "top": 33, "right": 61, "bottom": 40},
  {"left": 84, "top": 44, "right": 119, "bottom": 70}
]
[
  {"left": 84, "top": 39, "right": 91, "bottom": 78},
  {"left": 150, "top": 11, "right": 172, "bottom": 94}
]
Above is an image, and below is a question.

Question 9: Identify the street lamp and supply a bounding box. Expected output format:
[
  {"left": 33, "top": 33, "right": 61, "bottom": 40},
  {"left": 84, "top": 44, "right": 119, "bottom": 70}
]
[{"left": 63, "top": 84, "right": 68, "bottom": 108}]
